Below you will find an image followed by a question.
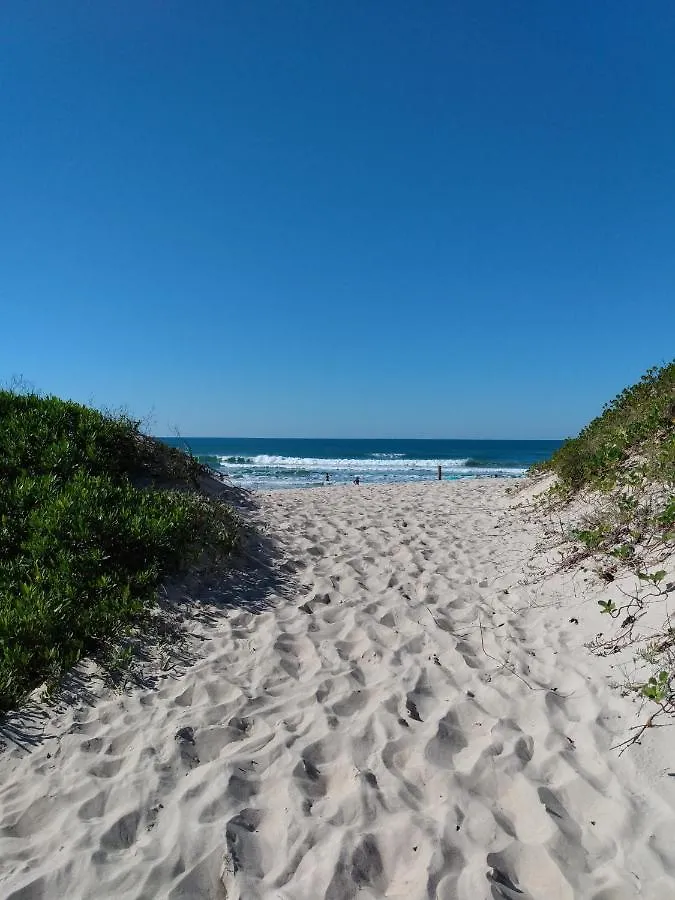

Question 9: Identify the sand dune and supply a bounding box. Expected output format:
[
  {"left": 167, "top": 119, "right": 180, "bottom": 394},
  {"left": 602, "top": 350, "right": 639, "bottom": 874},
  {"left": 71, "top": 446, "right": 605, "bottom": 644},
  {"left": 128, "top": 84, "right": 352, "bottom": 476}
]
[{"left": 2, "top": 480, "right": 675, "bottom": 899}]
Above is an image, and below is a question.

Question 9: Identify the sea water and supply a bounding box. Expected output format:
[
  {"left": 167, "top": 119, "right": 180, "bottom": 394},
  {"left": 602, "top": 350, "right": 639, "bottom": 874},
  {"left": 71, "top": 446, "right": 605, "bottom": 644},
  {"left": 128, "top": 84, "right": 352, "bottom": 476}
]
[{"left": 159, "top": 437, "right": 561, "bottom": 490}]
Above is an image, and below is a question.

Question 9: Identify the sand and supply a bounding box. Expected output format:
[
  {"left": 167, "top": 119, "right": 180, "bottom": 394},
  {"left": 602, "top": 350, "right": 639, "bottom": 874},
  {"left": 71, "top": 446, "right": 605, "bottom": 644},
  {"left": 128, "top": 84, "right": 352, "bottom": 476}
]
[{"left": 2, "top": 479, "right": 675, "bottom": 899}]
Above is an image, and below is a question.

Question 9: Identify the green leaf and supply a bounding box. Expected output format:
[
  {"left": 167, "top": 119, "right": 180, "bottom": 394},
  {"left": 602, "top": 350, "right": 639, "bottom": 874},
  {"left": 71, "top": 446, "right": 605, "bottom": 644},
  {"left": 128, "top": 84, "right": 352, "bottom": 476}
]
[{"left": 598, "top": 599, "right": 617, "bottom": 615}]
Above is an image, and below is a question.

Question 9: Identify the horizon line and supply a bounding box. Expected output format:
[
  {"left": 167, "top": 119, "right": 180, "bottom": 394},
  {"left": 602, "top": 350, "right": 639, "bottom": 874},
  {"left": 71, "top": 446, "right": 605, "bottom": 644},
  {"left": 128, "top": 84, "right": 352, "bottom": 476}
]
[{"left": 154, "top": 435, "right": 566, "bottom": 442}]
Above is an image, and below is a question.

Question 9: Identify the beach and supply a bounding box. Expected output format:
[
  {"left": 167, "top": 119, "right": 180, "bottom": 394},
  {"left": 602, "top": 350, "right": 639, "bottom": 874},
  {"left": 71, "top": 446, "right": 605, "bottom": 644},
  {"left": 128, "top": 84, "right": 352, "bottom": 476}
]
[
  {"left": 160, "top": 437, "right": 558, "bottom": 490},
  {"left": 2, "top": 478, "right": 675, "bottom": 899}
]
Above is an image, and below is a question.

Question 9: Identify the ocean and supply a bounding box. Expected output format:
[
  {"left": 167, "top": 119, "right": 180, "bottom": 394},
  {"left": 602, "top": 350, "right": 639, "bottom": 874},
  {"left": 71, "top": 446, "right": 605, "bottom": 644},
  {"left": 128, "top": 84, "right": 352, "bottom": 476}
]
[{"left": 159, "top": 438, "right": 561, "bottom": 491}]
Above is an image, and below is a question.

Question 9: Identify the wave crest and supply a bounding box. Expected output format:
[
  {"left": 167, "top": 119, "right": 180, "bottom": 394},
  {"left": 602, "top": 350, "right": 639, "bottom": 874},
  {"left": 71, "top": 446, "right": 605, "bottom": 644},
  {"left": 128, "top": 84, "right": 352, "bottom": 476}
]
[{"left": 216, "top": 454, "right": 472, "bottom": 470}]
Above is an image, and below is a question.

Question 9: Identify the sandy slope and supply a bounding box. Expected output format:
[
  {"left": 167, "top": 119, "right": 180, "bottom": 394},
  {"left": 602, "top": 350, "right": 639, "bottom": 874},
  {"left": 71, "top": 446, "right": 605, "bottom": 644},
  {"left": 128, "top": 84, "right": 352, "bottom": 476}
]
[{"left": 2, "top": 480, "right": 675, "bottom": 899}]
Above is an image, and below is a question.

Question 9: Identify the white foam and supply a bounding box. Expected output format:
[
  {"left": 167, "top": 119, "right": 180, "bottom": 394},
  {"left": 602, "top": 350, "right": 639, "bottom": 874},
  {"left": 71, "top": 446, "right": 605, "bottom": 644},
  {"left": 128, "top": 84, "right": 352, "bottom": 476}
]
[
  {"left": 217, "top": 454, "right": 472, "bottom": 470},
  {"left": 216, "top": 455, "right": 526, "bottom": 482}
]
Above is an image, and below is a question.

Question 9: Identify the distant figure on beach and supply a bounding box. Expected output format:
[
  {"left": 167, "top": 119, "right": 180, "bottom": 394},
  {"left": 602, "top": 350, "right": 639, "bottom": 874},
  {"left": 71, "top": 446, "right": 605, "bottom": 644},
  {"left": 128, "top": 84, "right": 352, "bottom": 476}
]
[
  {"left": 325, "top": 473, "right": 330, "bottom": 483},
  {"left": 354, "top": 476, "right": 360, "bottom": 485}
]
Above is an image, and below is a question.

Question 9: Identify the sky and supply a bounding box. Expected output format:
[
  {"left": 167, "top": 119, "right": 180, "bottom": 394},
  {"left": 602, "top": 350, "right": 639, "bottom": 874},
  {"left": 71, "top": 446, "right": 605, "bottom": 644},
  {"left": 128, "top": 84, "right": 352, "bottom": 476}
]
[{"left": 1, "top": 2, "right": 674, "bottom": 439}]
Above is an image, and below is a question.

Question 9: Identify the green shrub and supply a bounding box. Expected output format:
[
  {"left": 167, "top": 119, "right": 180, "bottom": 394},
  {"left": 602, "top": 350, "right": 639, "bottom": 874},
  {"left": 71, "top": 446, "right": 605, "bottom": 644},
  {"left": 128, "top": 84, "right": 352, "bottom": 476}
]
[
  {"left": 0, "top": 390, "right": 239, "bottom": 711},
  {"left": 532, "top": 361, "right": 674, "bottom": 492}
]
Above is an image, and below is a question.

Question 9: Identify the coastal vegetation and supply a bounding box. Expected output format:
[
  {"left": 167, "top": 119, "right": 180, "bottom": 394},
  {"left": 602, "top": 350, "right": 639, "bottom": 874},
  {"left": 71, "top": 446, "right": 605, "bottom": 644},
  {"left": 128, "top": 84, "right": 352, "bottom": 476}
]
[
  {"left": 0, "top": 390, "right": 239, "bottom": 712},
  {"left": 530, "top": 360, "right": 675, "bottom": 745},
  {"left": 532, "top": 361, "right": 674, "bottom": 494}
]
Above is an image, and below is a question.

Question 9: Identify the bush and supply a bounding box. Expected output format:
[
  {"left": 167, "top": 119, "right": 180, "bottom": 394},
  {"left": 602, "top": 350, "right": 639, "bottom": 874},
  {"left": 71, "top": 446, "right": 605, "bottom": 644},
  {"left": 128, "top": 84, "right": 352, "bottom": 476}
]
[
  {"left": 531, "top": 361, "right": 675, "bottom": 492},
  {"left": 0, "top": 390, "right": 239, "bottom": 711}
]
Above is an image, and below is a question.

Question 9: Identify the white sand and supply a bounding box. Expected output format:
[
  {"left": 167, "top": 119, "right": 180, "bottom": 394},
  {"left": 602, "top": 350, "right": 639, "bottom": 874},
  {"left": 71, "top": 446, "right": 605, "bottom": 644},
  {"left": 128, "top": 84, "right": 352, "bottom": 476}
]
[{"left": 2, "top": 479, "right": 675, "bottom": 899}]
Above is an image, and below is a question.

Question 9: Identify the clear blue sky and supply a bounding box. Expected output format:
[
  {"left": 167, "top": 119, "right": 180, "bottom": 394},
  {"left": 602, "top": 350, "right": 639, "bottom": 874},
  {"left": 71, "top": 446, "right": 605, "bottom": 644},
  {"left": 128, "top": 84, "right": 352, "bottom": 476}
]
[{"left": 1, "top": 2, "right": 673, "bottom": 439}]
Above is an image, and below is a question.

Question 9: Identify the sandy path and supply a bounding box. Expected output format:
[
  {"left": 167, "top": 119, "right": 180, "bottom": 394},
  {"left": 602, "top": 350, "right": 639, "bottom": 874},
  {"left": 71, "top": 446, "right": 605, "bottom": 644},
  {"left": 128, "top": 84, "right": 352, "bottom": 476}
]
[{"left": 2, "top": 480, "right": 675, "bottom": 899}]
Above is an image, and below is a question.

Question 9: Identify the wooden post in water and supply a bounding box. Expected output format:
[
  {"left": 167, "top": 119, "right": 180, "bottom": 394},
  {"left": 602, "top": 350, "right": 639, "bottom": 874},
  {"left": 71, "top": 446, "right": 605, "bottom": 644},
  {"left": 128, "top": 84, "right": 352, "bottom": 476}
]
[{"left": 437, "top": 464, "right": 442, "bottom": 481}]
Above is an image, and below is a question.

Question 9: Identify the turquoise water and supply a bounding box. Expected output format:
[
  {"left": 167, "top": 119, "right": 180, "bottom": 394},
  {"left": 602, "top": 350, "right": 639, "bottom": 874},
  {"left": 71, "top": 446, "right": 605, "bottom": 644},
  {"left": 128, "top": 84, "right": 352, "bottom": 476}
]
[{"left": 159, "top": 437, "right": 561, "bottom": 490}]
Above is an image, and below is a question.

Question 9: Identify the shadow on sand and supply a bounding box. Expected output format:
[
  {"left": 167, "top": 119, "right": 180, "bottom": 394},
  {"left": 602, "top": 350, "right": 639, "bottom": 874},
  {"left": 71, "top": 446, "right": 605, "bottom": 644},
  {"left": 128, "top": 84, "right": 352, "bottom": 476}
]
[{"left": 0, "top": 485, "right": 297, "bottom": 753}]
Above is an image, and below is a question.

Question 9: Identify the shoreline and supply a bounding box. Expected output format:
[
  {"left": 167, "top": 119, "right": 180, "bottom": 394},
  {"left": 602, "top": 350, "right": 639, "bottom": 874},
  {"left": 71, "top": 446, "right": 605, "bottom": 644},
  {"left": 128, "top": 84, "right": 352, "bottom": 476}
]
[
  {"left": 2, "top": 479, "right": 675, "bottom": 898},
  {"left": 242, "top": 471, "right": 525, "bottom": 494},
  {"left": 171, "top": 436, "right": 552, "bottom": 491}
]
